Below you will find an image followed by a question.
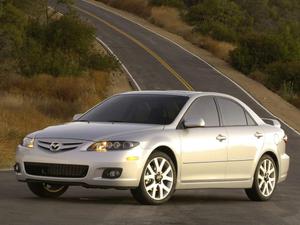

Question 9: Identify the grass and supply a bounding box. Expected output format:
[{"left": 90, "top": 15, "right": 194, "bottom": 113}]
[
  {"left": 183, "top": 31, "right": 235, "bottom": 61},
  {"left": 0, "top": 94, "right": 62, "bottom": 168},
  {"left": 149, "top": 5, "right": 236, "bottom": 60},
  {"left": 150, "top": 6, "right": 192, "bottom": 36},
  {"left": 0, "top": 65, "right": 133, "bottom": 168},
  {"left": 0, "top": 71, "right": 113, "bottom": 168}
]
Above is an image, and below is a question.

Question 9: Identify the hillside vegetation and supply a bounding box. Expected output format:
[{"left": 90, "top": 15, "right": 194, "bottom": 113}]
[
  {"left": 0, "top": 0, "right": 131, "bottom": 168},
  {"left": 98, "top": 0, "right": 300, "bottom": 108}
]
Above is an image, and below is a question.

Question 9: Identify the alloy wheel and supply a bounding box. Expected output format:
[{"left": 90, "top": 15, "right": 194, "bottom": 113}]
[
  {"left": 143, "top": 157, "right": 174, "bottom": 200},
  {"left": 258, "top": 159, "right": 276, "bottom": 197}
]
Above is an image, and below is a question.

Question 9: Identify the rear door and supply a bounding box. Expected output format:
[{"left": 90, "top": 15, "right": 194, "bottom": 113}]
[
  {"left": 180, "top": 96, "right": 228, "bottom": 182},
  {"left": 216, "top": 97, "right": 264, "bottom": 181}
]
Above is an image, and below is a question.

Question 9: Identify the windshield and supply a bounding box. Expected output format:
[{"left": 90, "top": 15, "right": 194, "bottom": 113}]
[{"left": 78, "top": 94, "right": 189, "bottom": 125}]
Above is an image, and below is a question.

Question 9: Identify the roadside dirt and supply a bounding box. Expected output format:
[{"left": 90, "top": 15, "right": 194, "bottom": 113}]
[{"left": 89, "top": 0, "right": 300, "bottom": 133}]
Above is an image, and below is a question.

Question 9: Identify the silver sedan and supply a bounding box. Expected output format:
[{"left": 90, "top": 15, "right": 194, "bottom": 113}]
[{"left": 15, "top": 91, "right": 290, "bottom": 204}]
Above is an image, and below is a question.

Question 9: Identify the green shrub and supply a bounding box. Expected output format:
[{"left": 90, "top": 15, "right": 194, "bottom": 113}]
[
  {"left": 149, "top": 0, "right": 184, "bottom": 8},
  {"left": 43, "top": 50, "right": 83, "bottom": 76},
  {"left": 183, "top": 0, "right": 200, "bottom": 7},
  {"left": 185, "top": 0, "right": 247, "bottom": 42},
  {"left": 230, "top": 33, "right": 288, "bottom": 74},
  {"left": 18, "top": 38, "right": 44, "bottom": 75},
  {"left": 85, "top": 53, "right": 119, "bottom": 71},
  {"left": 45, "top": 14, "right": 94, "bottom": 55},
  {"left": 264, "top": 61, "right": 300, "bottom": 94},
  {"left": 0, "top": 2, "right": 26, "bottom": 59},
  {"left": 1, "top": 1, "right": 119, "bottom": 77},
  {"left": 22, "top": 14, "right": 120, "bottom": 76}
]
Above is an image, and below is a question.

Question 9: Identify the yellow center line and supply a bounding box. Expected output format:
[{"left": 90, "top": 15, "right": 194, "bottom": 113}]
[{"left": 73, "top": 5, "right": 194, "bottom": 91}]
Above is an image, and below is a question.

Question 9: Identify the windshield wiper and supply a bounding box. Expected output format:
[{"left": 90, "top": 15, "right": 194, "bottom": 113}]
[
  {"left": 75, "top": 120, "right": 90, "bottom": 122},
  {"left": 106, "top": 120, "right": 128, "bottom": 123}
]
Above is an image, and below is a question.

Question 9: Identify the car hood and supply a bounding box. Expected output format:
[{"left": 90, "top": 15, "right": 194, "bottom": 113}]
[{"left": 34, "top": 122, "right": 163, "bottom": 141}]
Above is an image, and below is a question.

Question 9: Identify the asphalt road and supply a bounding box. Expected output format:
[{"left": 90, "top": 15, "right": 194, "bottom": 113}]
[{"left": 0, "top": 0, "right": 299, "bottom": 224}]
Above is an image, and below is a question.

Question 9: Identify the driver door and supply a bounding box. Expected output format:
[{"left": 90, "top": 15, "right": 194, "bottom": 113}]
[{"left": 180, "top": 96, "right": 228, "bottom": 182}]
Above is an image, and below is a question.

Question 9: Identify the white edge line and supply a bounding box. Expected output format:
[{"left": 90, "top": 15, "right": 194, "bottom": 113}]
[
  {"left": 82, "top": 0, "right": 300, "bottom": 136},
  {"left": 95, "top": 37, "right": 141, "bottom": 91}
]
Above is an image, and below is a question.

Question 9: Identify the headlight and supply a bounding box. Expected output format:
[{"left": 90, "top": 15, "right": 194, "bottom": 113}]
[
  {"left": 87, "top": 141, "right": 139, "bottom": 152},
  {"left": 21, "top": 137, "right": 35, "bottom": 148}
]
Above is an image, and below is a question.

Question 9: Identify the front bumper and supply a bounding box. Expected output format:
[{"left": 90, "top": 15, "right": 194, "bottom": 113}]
[{"left": 15, "top": 145, "right": 148, "bottom": 188}]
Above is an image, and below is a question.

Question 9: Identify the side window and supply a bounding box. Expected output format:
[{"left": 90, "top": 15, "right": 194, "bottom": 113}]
[
  {"left": 217, "top": 98, "right": 247, "bottom": 126},
  {"left": 245, "top": 112, "right": 256, "bottom": 126},
  {"left": 184, "top": 96, "right": 220, "bottom": 127}
]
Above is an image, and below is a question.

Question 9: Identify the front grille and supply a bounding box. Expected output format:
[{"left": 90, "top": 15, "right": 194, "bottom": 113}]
[
  {"left": 37, "top": 140, "right": 83, "bottom": 152},
  {"left": 24, "top": 162, "right": 89, "bottom": 178}
]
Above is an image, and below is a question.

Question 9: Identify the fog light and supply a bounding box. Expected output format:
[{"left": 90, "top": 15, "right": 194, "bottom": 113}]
[
  {"left": 14, "top": 163, "right": 21, "bottom": 173},
  {"left": 102, "top": 168, "right": 122, "bottom": 179}
]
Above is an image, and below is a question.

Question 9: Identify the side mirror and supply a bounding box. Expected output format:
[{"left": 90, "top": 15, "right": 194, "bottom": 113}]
[
  {"left": 73, "top": 113, "right": 82, "bottom": 121},
  {"left": 184, "top": 118, "right": 205, "bottom": 128},
  {"left": 262, "top": 118, "right": 281, "bottom": 128}
]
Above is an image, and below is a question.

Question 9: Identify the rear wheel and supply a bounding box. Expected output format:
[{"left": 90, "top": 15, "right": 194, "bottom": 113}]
[
  {"left": 27, "top": 182, "right": 68, "bottom": 198},
  {"left": 245, "top": 155, "right": 277, "bottom": 201},
  {"left": 131, "top": 152, "right": 176, "bottom": 205}
]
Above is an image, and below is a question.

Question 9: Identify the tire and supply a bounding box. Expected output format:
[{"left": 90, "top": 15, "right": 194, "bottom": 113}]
[
  {"left": 245, "top": 154, "right": 277, "bottom": 201},
  {"left": 131, "top": 152, "right": 176, "bottom": 205},
  {"left": 27, "top": 182, "right": 68, "bottom": 198}
]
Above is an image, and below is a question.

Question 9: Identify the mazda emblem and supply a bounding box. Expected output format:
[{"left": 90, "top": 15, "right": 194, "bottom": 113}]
[{"left": 49, "top": 142, "right": 61, "bottom": 152}]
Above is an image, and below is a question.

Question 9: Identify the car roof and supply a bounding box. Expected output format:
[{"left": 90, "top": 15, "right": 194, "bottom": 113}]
[
  {"left": 121, "top": 90, "right": 231, "bottom": 98},
  {"left": 119, "top": 91, "right": 264, "bottom": 126}
]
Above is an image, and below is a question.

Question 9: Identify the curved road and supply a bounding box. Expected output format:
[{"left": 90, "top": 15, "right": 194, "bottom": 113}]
[{"left": 0, "top": 0, "right": 299, "bottom": 224}]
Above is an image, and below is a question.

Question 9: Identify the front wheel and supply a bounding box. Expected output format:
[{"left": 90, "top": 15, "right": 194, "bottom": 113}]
[
  {"left": 245, "top": 155, "right": 277, "bottom": 201},
  {"left": 131, "top": 152, "right": 176, "bottom": 205},
  {"left": 27, "top": 182, "right": 68, "bottom": 198}
]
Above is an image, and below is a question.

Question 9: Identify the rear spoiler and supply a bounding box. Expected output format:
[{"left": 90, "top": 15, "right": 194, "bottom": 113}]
[{"left": 261, "top": 118, "right": 281, "bottom": 128}]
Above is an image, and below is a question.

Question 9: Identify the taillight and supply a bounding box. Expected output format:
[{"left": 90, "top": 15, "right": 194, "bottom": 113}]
[{"left": 283, "top": 134, "right": 288, "bottom": 143}]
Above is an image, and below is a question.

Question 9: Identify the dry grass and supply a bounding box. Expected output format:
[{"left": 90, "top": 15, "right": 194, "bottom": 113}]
[
  {"left": 0, "top": 70, "right": 132, "bottom": 168},
  {"left": 0, "top": 72, "right": 108, "bottom": 168},
  {"left": 183, "top": 32, "right": 235, "bottom": 61},
  {"left": 150, "top": 5, "right": 236, "bottom": 61},
  {"left": 150, "top": 6, "right": 192, "bottom": 37},
  {"left": 0, "top": 94, "right": 62, "bottom": 168}
]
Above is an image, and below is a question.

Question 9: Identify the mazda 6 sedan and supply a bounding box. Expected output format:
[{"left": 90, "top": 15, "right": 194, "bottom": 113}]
[{"left": 15, "top": 91, "right": 290, "bottom": 204}]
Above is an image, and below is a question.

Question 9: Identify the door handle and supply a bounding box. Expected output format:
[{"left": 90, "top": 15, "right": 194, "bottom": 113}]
[
  {"left": 216, "top": 134, "right": 227, "bottom": 141},
  {"left": 254, "top": 132, "right": 264, "bottom": 138}
]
